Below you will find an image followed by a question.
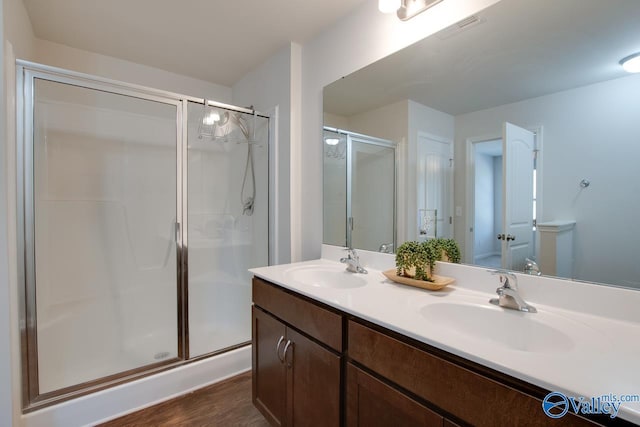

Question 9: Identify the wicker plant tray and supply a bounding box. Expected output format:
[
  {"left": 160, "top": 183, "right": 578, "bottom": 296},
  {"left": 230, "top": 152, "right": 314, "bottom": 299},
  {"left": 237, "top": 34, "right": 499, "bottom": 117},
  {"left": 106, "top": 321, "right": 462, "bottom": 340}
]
[{"left": 382, "top": 269, "right": 455, "bottom": 291}]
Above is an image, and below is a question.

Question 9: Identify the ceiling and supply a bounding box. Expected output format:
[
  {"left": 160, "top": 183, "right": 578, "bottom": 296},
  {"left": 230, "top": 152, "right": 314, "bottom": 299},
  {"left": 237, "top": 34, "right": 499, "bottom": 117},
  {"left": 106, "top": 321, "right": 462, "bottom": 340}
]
[
  {"left": 23, "top": 0, "right": 366, "bottom": 86},
  {"left": 323, "top": 0, "right": 640, "bottom": 116}
]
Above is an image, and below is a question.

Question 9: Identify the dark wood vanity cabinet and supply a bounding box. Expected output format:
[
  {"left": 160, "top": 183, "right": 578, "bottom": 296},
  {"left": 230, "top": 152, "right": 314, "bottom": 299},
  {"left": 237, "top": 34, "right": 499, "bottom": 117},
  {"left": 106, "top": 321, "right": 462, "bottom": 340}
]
[
  {"left": 252, "top": 277, "right": 607, "bottom": 427},
  {"left": 346, "top": 362, "right": 444, "bottom": 427},
  {"left": 252, "top": 306, "right": 287, "bottom": 426},
  {"left": 348, "top": 320, "right": 600, "bottom": 427},
  {"left": 252, "top": 278, "right": 342, "bottom": 427}
]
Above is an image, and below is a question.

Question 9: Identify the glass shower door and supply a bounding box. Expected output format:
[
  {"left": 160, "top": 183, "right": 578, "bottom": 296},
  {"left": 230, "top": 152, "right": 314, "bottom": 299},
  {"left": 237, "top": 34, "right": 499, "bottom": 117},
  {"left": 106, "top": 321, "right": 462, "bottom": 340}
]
[
  {"left": 349, "top": 138, "right": 395, "bottom": 252},
  {"left": 30, "top": 78, "right": 180, "bottom": 395},
  {"left": 186, "top": 101, "right": 269, "bottom": 357},
  {"left": 322, "top": 129, "right": 347, "bottom": 247}
]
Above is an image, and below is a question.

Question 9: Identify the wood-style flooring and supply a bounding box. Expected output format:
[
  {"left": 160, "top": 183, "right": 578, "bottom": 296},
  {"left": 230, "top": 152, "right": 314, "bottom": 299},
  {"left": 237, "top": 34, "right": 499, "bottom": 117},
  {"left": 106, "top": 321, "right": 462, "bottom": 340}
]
[{"left": 100, "top": 371, "right": 270, "bottom": 427}]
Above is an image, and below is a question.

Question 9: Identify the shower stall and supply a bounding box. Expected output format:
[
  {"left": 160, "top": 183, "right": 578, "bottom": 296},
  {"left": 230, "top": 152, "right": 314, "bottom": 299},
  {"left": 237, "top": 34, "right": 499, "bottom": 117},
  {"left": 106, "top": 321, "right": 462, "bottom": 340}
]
[{"left": 17, "top": 62, "right": 269, "bottom": 409}]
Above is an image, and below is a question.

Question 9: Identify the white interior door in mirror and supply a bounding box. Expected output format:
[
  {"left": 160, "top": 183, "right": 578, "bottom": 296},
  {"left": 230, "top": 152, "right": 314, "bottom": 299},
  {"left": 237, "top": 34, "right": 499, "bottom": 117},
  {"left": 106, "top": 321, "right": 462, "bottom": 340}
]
[
  {"left": 502, "top": 122, "right": 535, "bottom": 271},
  {"left": 417, "top": 133, "right": 453, "bottom": 241}
]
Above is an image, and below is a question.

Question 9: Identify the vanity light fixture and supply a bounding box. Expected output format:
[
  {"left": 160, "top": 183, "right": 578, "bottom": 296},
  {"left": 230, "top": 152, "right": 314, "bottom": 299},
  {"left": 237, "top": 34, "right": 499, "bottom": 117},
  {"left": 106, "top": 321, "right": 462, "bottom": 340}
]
[
  {"left": 620, "top": 52, "right": 640, "bottom": 73},
  {"left": 378, "top": 0, "right": 401, "bottom": 14},
  {"left": 379, "top": 0, "right": 444, "bottom": 21},
  {"left": 325, "top": 137, "right": 340, "bottom": 146}
]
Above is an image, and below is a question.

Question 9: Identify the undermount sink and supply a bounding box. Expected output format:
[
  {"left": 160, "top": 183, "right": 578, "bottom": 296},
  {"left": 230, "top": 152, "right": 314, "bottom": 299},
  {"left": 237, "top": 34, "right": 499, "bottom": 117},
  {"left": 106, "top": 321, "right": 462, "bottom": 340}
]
[
  {"left": 283, "top": 264, "right": 367, "bottom": 289},
  {"left": 420, "top": 303, "right": 577, "bottom": 353}
]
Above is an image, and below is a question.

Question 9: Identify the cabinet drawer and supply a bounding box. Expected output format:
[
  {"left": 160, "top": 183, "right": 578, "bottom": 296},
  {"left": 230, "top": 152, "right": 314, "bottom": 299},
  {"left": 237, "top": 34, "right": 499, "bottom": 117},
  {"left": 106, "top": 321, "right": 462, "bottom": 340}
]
[
  {"left": 253, "top": 277, "right": 343, "bottom": 351},
  {"left": 348, "top": 320, "right": 597, "bottom": 427}
]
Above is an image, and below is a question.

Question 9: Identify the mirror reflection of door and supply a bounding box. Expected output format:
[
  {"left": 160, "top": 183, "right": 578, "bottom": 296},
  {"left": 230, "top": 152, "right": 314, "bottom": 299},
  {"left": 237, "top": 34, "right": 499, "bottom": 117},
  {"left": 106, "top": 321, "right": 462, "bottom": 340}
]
[
  {"left": 417, "top": 132, "right": 453, "bottom": 241},
  {"left": 471, "top": 122, "right": 536, "bottom": 271},
  {"left": 502, "top": 122, "right": 535, "bottom": 271}
]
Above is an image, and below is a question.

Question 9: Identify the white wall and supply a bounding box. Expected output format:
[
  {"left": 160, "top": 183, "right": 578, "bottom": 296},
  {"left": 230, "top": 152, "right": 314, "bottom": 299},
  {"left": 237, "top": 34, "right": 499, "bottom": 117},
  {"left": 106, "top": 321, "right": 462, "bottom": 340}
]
[
  {"left": 408, "top": 100, "right": 455, "bottom": 142},
  {"left": 455, "top": 73, "right": 640, "bottom": 287},
  {"left": 3, "top": 0, "right": 35, "bottom": 59},
  {"left": 298, "top": 0, "right": 501, "bottom": 261},
  {"left": 232, "top": 43, "right": 297, "bottom": 265},
  {"left": 3, "top": 0, "right": 37, "bottom": 422},
  {"left": 347, "top": 100, "right": 408, "bottom": 142},
  {"left": 35, "top": 39, "right": 231, "bottom": 103},
  {"left": 1, "top": 2, "right": 14, "bottom": 425},
  {"left": 323, "top": 112, "right": 348, "bottom": 129}
]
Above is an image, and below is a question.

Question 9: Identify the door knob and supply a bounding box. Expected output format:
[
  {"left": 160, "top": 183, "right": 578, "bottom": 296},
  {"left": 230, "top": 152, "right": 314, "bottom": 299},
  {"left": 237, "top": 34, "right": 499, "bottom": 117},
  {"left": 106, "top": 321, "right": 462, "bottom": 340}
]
[
  {"left": 497, "top": 234, "right": 505, "bottom": 240},
  {"left": 506, "top": 234, "right": 516, "bottom": 241}
]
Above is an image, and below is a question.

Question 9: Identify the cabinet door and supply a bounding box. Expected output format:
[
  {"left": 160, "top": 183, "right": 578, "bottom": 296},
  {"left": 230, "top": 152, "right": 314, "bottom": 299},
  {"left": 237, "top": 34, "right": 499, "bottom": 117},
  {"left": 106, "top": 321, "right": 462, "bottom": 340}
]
[
  {"left": 252, "top": 307, "right": 287, "bottom": 426},
  {"left": 286, "top": 328, "right": 341, "bottom": 427},
  {"left": 346, "top": 363, "right": 443, "bottom": 427}
]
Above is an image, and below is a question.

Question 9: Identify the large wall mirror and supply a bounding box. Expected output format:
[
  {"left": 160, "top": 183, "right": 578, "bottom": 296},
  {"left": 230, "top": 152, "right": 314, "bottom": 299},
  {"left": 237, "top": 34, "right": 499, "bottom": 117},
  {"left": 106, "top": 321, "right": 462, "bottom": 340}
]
[{"left": 323, "top": 0, "right": 640, "bottom": 290}]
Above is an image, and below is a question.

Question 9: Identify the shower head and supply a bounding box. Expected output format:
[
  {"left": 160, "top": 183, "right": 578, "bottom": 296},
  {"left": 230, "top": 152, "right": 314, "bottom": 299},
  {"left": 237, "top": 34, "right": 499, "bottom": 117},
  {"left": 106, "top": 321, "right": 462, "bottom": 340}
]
[
  {"left": 198, "top": 102, "right": 233, "bottom": 140},
  {"left": 217, "top": 111, "right": 230, "bottom": 126}
]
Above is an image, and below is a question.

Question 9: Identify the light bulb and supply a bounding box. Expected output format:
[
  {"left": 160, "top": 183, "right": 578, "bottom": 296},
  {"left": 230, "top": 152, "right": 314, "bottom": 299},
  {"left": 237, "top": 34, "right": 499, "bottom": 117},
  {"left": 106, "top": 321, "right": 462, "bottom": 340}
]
[
  {"left": 620, "top": 53, "right": 640, "bottom": 73},
  {"left": 203, "top": 111, "right": 220, "bottom": 125},
  {"left": 325, "top": 138, "right": 340, "bottom": 146},
  {"left": 378, "top": 0, "right": 401, "bottom": 14}
]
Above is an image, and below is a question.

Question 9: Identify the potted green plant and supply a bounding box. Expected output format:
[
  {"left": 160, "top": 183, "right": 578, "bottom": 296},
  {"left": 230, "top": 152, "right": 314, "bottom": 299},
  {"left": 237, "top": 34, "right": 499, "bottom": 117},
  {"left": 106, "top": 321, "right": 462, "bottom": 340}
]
[
  {"left": 432, "top": 238, "right": 461, "bottom": 264},
  {"left": 396, "top": 239, "right": 461, "bottom": 282}
]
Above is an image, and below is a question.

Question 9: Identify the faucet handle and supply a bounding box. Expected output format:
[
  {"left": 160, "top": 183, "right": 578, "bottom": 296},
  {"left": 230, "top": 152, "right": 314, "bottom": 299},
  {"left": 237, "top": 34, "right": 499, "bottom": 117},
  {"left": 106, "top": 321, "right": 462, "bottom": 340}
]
[
  {"left": 488, "top": 269, "right": 517, "bottom": 288},
  {"left": 343, "top": 247, "right": 358, "bottom": 258}
]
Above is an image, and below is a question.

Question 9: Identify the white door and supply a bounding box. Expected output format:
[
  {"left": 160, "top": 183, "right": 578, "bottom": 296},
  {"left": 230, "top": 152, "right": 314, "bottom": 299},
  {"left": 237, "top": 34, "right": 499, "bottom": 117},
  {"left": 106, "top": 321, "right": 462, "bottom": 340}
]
[
  {"left": 501, "top": 122, "right": 535, "bottom": 270},
  {"left": 417, "top": 133, "right": 453, "bottom": 240}
]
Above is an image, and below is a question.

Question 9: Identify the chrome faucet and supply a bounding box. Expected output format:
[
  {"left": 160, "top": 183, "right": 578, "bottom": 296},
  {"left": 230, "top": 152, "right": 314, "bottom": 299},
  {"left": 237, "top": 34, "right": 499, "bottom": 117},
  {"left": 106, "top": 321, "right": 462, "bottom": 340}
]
[
  {"left": 524, "top": 258, "right": 541, "bottom": 276},
  {"left": 378, "top": 242, "right": 394, "bottom": 253},
  {"left": 489, "top": 270, "right": 536, "bottom": 313},
  {"left": 340, "top": 248, "right": 368, "bottom": 274}
]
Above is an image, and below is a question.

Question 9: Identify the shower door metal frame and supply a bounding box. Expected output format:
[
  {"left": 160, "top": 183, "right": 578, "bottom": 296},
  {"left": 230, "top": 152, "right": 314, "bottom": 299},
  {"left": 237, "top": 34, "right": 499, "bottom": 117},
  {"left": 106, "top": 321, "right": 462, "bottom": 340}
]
[{"left": 16, "top": 60, "right": 270, "bottom": 412}]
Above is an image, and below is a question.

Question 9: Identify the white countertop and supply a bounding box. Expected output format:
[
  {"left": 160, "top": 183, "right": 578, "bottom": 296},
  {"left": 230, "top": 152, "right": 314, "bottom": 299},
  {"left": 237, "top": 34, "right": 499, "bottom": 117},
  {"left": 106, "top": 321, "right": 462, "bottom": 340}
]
[{"left": 250, "top": 256, "right": 640, "bottom": 425}]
